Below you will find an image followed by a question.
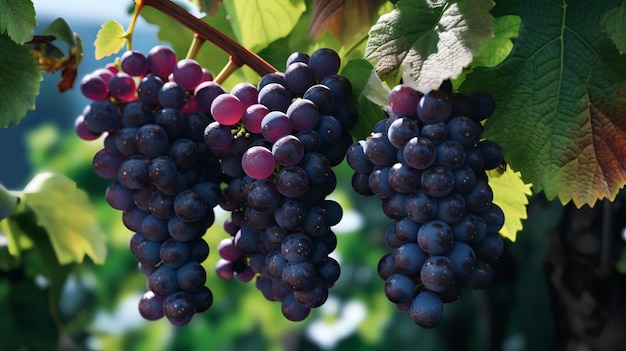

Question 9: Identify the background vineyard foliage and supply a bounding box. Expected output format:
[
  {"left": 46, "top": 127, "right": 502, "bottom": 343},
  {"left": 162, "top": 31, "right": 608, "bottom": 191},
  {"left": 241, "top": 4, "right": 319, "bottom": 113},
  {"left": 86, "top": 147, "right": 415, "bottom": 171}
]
[{"left": 2, "top": 0, "right": 626, "bottom": 350}]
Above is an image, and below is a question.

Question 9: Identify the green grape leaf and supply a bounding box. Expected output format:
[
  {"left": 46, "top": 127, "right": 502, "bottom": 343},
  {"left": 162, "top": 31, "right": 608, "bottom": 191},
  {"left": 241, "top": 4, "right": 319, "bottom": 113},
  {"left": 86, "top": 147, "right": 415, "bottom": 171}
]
[
  {"left": 94, "top": 20, "right": 126, "bottom": 60},
  {"left": 41, "top": 17, "right": 75, "bottom": 47},
  {"left": 0, "top": 184, "right": 19, "bottom": 220},
  {"left": 0, "top": 33, "right": 42, "bottom": 127},
  {"left": 365, "top": 0, "right": 494, "bottom": 90},
  {"left": 0, "top": 216, "right": 34, "bottom": 258},
  {"left": 223, "top": 0, "right": 306, "bottom": 53},
  {"left": 488, "top": 168, "right": 532, "bottom": 242},
  {"left": 601, "top": 4, "right": 626, "bottom": 54},
  {"left": 0, "top": 0, "right": 36, "bottom": 44},
  {"left": 20, "top": 172, "right": 106, "bottom": 265},
  {"left": 340, "top": 58, "right": 388, "bottom": 140},
  {"left": 461, "top": 0, "right": 626, "bottom": 208},
  {"left": 473, "top": 15, "right": 520, "bottom": 68}
]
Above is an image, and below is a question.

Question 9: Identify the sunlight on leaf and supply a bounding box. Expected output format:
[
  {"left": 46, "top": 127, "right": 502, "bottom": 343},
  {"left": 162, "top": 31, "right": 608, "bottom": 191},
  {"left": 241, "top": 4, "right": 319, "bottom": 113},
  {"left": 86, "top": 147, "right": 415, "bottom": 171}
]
[
  {"left": 488, "top": 168, "right": 532, "bottom": 242},
  {"left": 21, "top": 172, "right": 106, "bottom": 265},
  {"left": 473, "top": 15, "right": 520, "bottom": 68},
  {"left": 462, "top": 0, "right": 626, "bottom": 208},
  {"left": 223, "top": 0, "right": 306, "bottom": 53},
  {"left": 94, "top": 20, "right": 127, "bottom": 60},
  {"left": 365, "top": 0, "right": 494, "bottom": 90}
]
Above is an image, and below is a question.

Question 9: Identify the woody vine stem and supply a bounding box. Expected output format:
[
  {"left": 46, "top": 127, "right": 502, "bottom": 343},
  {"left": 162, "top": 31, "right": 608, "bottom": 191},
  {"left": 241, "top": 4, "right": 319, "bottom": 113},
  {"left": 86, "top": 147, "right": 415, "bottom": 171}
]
[{"left": 128, "top": 0, "right": 278, "bottom": 83}]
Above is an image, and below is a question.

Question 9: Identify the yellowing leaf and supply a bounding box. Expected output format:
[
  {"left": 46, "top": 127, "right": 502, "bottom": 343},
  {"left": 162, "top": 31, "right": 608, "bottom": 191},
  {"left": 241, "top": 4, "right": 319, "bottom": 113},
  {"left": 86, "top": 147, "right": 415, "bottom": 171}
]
[
  {"left": 94, "top": 20, "right": 126, "bottom": 60},
  {"left": 488, "top": 167, "right": 532, "bottom": 242},
  {"left": 21, "top": 172, "right": 106, "bottom": 265}
]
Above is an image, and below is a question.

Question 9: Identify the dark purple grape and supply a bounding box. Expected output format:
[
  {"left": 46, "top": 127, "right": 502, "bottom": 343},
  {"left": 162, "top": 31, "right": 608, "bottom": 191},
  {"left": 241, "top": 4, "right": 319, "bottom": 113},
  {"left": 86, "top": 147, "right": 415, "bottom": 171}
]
[
  {"left": 138, "top": 291, "right": 164, "bottom": 321},
  {"left": 83, "top": 100, "right": 120, "bottom": 134},
  {"left": 385, "top": 273, "right": 416, "bottom": 303},
  {"left": 282, "top": 261, "right": 317, "bottom": 291},
  {"left": 247, "top": 179, "right": 281, "bottom": 213},
  {"left": 420, "top": 255, "right": 455, "bottom": 292},
  {"left": 476, "top": 140, "right": 504, "bottom": 170},
  {"left": 177, "top": 261, "right": 206, "bottom": 292},
  {"left": 467, "top": 91, "right": 495, "bottom": 122},
  {"left": 388, "top": 84, "right": 420, "bottom": 116},
  {"left": 137, "top": 74, "right": 164, "bottom": 106},
  {"left": 303, "top": 84, "right": 334, "bottom": 115},
  {"left": 276, "top": 166, "right": 310, "bottom": 199},
  {"left": 121, "top": 49, "right": 149, "bottom": 76},
  {"left": 258, "top": 83, "right": 291, "bottom": 112},
  {"left": 403, "top": 137, "right": 436, "bottom": 170},
  {"left": 405, "top": 190, "right": 438, "bottom": 223},
  {"left": 281, "top": 233, "right": 314, "bottom": 263},
  {"left": 284, "top": 62, "right": 316, "bottom": 95},
  {"left": 148, "top": 265, "right": 179, "bottom": 297},
  {"left": 163, "top": 291, "right": 196, "bottom": 326},
  {"left": 410, "top": 290, "right": 444, "bottom": 328},
  {"left": 273, "top": 135, "right": 305, "bottom": 166},
  {"left": 158, "top": 81, "right": 186, "bottom": 109},
  {"left": 417, "top": 220, "right": 454, "bottom": 255},
  {"left": 392, "top": 242, "right": 426, "bottom": 275},
  {"left": 321, "top": 74, "right": 352, "bottom": 104},
  {"left": 421, "top": 166, "right": 455, "bottom": 198},
  {"left": 308, "top": 48, "right": 341, "bottom": 81},
  {"left": 281, "top": 292, "right": 311, "bottom": 321},
  {"left": 387, "top": 116, "right": 420, "bottom": 150},
  {"left": 286, "top": 98, "right": 319, "bottom": 131},
  {"left": 147, "top": 45, "right": 178, "bottom": 80},
  {"left": 417, "top": 90, "right": 452, "bottom": 124},
  {"left": 388, "top": 162, "right": 421, "bottom": 194}
]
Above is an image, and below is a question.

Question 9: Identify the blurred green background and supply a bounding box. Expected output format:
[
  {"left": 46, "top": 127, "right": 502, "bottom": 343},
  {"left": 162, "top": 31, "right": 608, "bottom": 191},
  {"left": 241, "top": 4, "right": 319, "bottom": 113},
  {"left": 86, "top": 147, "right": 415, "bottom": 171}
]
[{"left": 0, "top": 2, "right": 562, "bottom": 351}]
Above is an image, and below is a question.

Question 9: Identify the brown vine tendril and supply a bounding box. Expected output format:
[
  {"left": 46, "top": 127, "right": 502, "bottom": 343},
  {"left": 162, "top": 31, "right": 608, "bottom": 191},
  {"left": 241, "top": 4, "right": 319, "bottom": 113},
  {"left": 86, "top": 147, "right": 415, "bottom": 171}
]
[{"left": 138, "top": 0, "right": 277, "bottom": 77}]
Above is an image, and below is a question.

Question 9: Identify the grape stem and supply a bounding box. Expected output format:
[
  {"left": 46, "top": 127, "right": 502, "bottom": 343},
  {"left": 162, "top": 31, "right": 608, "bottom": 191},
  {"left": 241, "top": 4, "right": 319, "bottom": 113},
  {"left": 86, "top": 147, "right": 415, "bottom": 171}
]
[
  {"left": 214, "top": 56, "right": 243, "bottom": 85},
  {"left": 140, "top": 0, "right": 277, "bottom": 77},
  {"left": 186, "top": 33, "right": 205, "bottom": 60}
]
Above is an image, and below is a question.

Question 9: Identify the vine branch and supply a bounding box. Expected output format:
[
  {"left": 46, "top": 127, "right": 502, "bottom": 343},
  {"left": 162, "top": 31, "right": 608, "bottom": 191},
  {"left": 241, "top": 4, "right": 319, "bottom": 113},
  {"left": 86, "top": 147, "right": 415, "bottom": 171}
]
[{"left": 139, "top": 0, "right": 277, "bottom": 77}]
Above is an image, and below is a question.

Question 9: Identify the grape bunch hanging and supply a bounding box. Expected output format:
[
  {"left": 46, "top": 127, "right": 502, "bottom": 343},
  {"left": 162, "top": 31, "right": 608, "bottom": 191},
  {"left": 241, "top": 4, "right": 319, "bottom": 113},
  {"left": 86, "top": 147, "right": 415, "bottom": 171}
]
[
  {"left": 346, "top": 84, "right": 505, "bottom": 328},
  {"left": 74, "top": 45, "right": 354, "bottom": 325}
]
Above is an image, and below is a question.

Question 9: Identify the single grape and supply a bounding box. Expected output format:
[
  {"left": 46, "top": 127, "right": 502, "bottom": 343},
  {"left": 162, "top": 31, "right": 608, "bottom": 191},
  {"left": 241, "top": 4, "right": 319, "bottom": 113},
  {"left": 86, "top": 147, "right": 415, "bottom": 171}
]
[
  {"left": 242, "top": 145, "right": 276, "bottom": 180},
  {"left": 409, "top": 290, "right": 444, "bottom": 328}
]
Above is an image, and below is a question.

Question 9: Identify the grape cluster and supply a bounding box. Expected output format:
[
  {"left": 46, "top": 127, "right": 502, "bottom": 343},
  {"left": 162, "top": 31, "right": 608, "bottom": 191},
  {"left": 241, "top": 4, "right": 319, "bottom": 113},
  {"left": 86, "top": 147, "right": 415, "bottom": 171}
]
[
  {"left": 207, "top": 48, "right": 353, "bottom": 321},
  {"left": 75, "top": 46, "right": 223, "bottom": 326},
  {"left": 346, "top": 84, "right": 505, "bottom": 328}
]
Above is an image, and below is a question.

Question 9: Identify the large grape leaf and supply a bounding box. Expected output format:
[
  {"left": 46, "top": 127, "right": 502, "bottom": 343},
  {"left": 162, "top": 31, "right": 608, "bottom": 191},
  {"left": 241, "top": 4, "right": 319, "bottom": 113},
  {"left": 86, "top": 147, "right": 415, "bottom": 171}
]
[
  {"left": 461, "top": 0, "right": 626, "bottom": 208},
  {"left": 20, "top": 172, "right": 106, "bottom": 265},
  {"left": 307, "top": 0, "right": 388, "bottom": 43},
  {"left": 0, "top": 33, "right": 41, "bottom": 127},
  {"left": 364, "top": 0, "right": 494, "bottom": 90},
  {"left": 222, "top": 0, "right": 306, "bottom": 53},
  {"left": 0, "top": 0, "right": 36, "bottom": 44}
]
